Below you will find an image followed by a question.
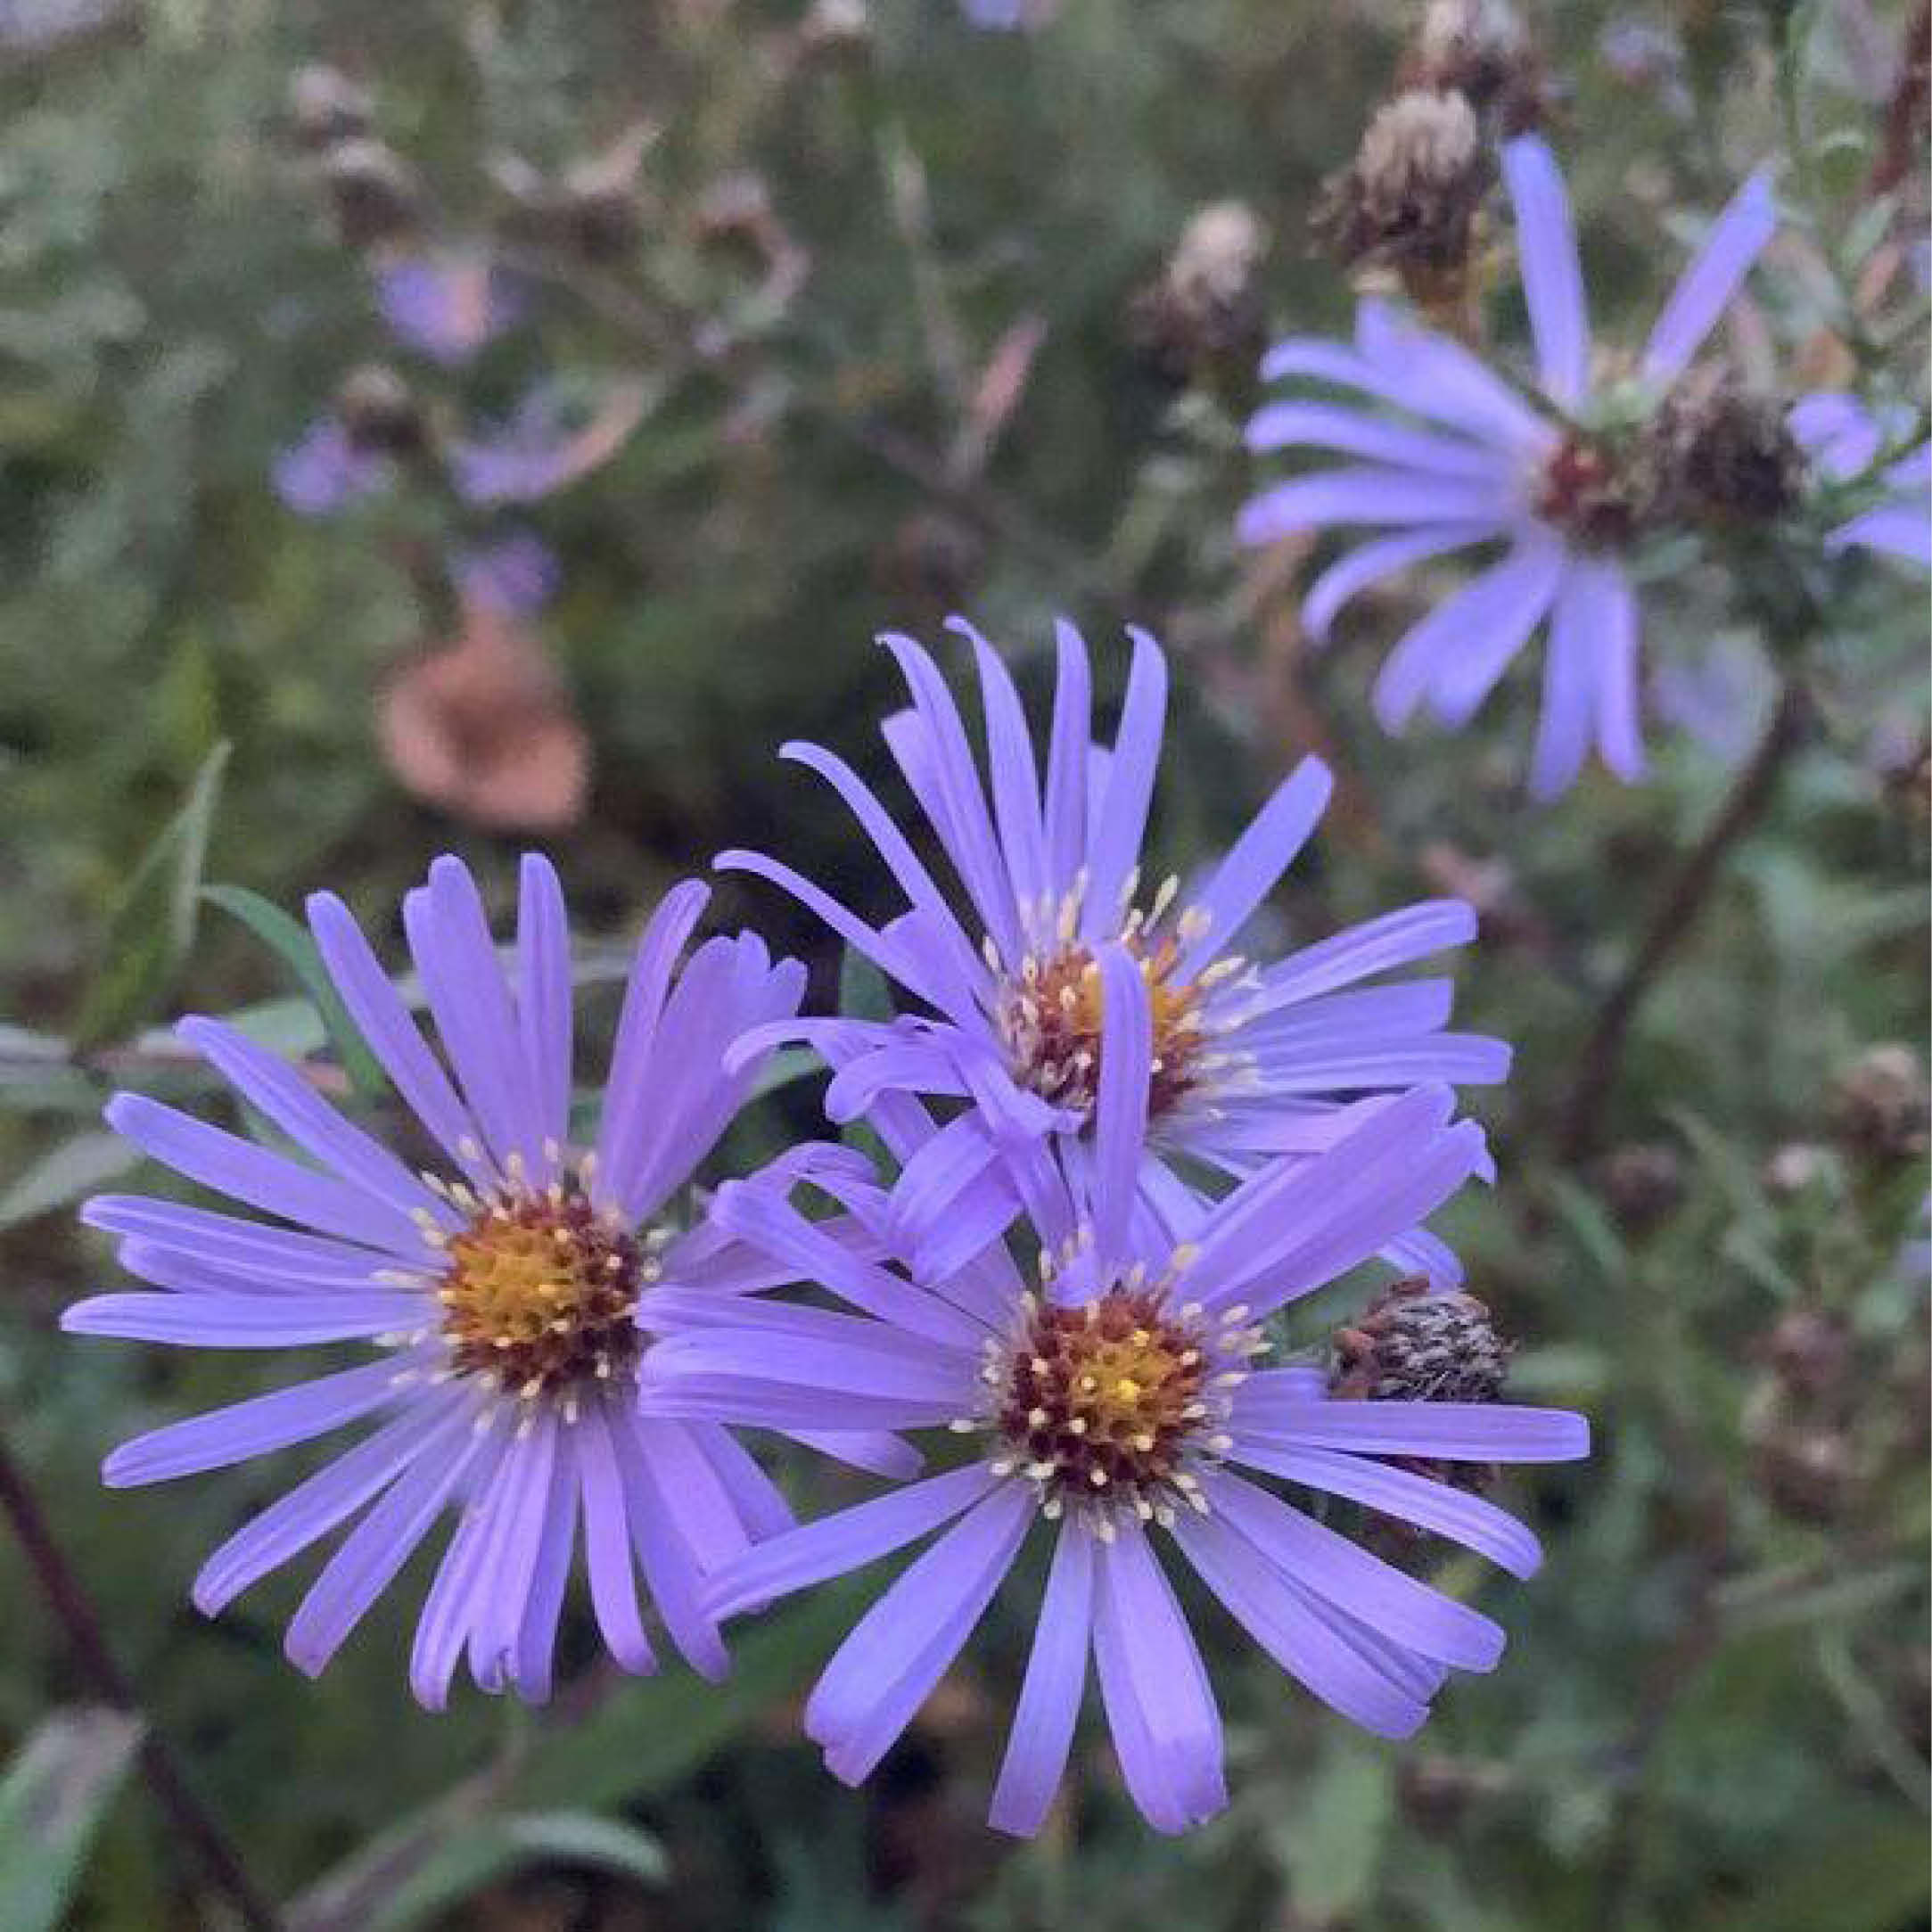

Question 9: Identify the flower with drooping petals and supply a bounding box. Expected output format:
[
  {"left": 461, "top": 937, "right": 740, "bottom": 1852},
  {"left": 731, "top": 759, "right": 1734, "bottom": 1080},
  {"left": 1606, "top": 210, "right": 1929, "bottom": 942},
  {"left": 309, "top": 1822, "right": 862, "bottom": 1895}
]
[
  {"left": 719, "top": 618, "right": 1508, "bottom": 1283},
  {"left": 641, "top": 974, "right": 1587, "bottom": 1837},
  {"left": 1239, "top": 134, "right": 1776, "bottom": 797},
  {"left": 1789, "top": 391, "right": 1931, "bottom": 571},
  {"left": 65, "top": 857, "right": 834, "bottom": 1704}
]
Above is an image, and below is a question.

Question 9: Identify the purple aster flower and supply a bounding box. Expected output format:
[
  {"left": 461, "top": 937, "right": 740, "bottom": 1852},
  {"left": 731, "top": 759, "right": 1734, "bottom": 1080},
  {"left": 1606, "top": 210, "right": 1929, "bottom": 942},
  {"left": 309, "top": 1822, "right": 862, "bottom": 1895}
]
[
  {"left": 374, "top": 252, "right": 527, "bottom": 366},
  {"left": 272, "top": 415, "right": 389, "bottom": 518},
  {"left": 641, "top": 985, "right": 1587, "bottom": 1837},
  {"left": 448, "top": 382, "right": 649, "bottom": 506},
  {"left": 453, "top": 530, "right": 563, "bottom": 617},
  {"left": 958, "top": 0, "right": 1055, "bottom": 27},
  {"left": 719, "top": 619, "right": 1508, "bottom": 1284},
  {"left": 1239, "top": 134, "right": 1776, "bottom": 797},
  {"left": 1789, "top": 391, "right": 1931, "bottom": 571},
  {"left": 63, "top": 858, "right": 833, "bottom": 1704}
]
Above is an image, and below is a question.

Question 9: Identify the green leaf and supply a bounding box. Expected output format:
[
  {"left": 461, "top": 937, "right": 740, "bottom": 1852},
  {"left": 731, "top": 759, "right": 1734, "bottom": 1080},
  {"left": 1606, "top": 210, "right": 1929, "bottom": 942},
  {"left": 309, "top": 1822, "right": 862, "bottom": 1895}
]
[
  {"left": 1270, "top": 1737, "right": 1393, "bottom": 1917},
  {"left": 1689, "top": 1803, "right": 1928, "bottom": 1932},
  {"left": 748, "top": 1043, "right": 821, "bottom": 1103},
  {"left": 0, "top": 1130, "right": 142, "bottom": 1230},
  {"left": 366, "top": 1812, "right": 665, "bottom": 1932},
  {"left": 74, "top": 742, "right": 230, "bottom": 1050},
  {"left": 0, "top": 1707, "right": 143, "bottom": 1932},
  {"left": 201, "top": 884, "right": 386, "bottom": 1102},
  {"left": 838, "top": 944, "right": 894, "bottom": 1024}
]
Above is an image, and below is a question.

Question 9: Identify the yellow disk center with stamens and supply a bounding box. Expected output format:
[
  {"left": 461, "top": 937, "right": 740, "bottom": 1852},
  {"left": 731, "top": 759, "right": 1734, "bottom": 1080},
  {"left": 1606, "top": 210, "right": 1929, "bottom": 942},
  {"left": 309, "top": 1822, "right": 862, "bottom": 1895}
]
[
  {"left": 998, "top": 935, "right": 1208, "bottom": 1118},
  {"left": 438, "top": 1188, "right": 646, "bottom": 1397},
  {"left": 997, "top": 1288, "right": 1209, "bottom": 1499}
]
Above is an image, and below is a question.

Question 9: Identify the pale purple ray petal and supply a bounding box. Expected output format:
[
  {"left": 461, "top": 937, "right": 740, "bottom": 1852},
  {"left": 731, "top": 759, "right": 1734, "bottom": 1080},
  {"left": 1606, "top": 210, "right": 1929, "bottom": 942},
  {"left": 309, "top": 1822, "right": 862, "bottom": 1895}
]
[
  {"left": 988, "top": 1517, "right": 1094, "bottom": 1837},
  {"left": 1581, "top": 556, "right": 1645, "bottom": 780},
  {"left": 509, "top": 1433, "right": 579, "bottom": 1701},
  {"left": 1641, "top": 170, "right": 1776, "bottom": 387},
  {"left": 1176, "top": 758, "right": 1331, "bottom": 980},
  {"left": 1246, "top": 400, "right": 1504, "bottom": 476},
  {"left": 688, "top": 1424, "right": 795, "bottom": 1543},
  {"left": 1080, "top": 629, "right": 1168, "bottom": 941},
  {"left": 1203, "top": 1469, "right": 1503, "bottom": 1672},
  {"left": 643, "top": 1328, "right": 971, "bottom": 1413},
  {"left": 643, "top": 1287, "right": 979, "bottom": 1376},
  {"left": 1375, "top": 538, "right": 1565, "bottom": 733},
  {"left": 64, "top": 1291, "right": 428, "bottom": 1348},
  {"left": 103, "top": 1357, "right": 407, "bottom": 1486},
  {"left": 804, "top": 1481, "right": 1032, "bottom": 1781},
  {"left": 592, "top": 879, "right": 711, "bottom": 1207},
  {"left": 1043, "top": 620, "right": 1093, "bottom": 900},
  {"left": 175, "top": 1017, "right": 445, "bottom": 1227},
  {"left": 1829, "top": 505, "right": 1932, "bottom": 565},
  {"left": 306, "top": 891, "right": 497, "bottom": 1191},
  {"left": 1239, "top": 470, "right": 1516, "bottom": 547},
  {"left": 1231, "top": 1393, "right": 1590, "bottom": 1462},
  {"left": 952, "top": 619, "right": 1050, "bottom": 917},
  {"left": 1237, "top": 980, "right": 1454, "bottom": 1050},
  {"left": 1788, "top": 391, "right": 1883, "bottom": 478},
  {"left": 514, "top": 855, "right": 572, "bottom": 1180},
  {"left": 193, "top": 1393, "right": 474, "bottom": 1614},
  {"left": 777, "top": 740, "right": 986, "bottom": 1015},
  {"left": 1529, "top": 559, "right": 1605, "bottom": 799},
  {"left": 879, "top": 633, "right": 1024, "bottom": 962},
  {"left": 823, "top": 1037, "right": 970, "bottom": 1124},
  {"left": 408, "top": 1435, "right": 514, "bottom": 1708},
  {"left": 84, "top": 1196, "right": 398, "bottom": 1279},
  {"left": 1241, "top": 1035, "right": 1513, "bottom": 1092},
  {"left": 629, "top": 1416, "right": 753, "bottom": 1582},
  {"left": 1246, "top": 900, "right": 1478, "bottom": 1013},
  {"left": 1354, "top": 301, "right": 1558, "bottom": 453},
  {"left": 111, "top": 1236, "right": 384, "bottom": 1299},
  {"left": 785, "top": 1429, "right": 924, "bottom": 1480},
  {"left": 285, "top": 1421, "right": 494, "bottom": 1682},
  {"left": 1092, "top": 946, "right": 1153, "bottom": 1268},
  {"left": 406, "top": 858, "right": 543, "bottom": 1173},
  {"left": 465, "top": 1412, "right": 561, "bottom": 1693},
  {"left": 1235, "top": 1441, "right": 1542, "bottom": 1578},
  {"left": 1500, "top": 136, "right": 1591, "bottom": 410},
  {"left": 1171, "top": 1509, "right": 1430, "bottom": 1738},
  {"left": 104, "top": 1094, "right": 432, "bottom": 1261},
  {"left": 1301, "top": 523, "right": 1501, "bottom": 644},
  {"left": 608, "top": 1407, "right": 729, "bottom": 1680},
  {"left": 706, "top": 1465, "right": 998, "bottom": 1621},
  {"left": 1090, "top": 1524, "right": 1227, "bottom": 1833},
  {"left": 575, "top": 1402, "right": 658, "bottom": 1675}
]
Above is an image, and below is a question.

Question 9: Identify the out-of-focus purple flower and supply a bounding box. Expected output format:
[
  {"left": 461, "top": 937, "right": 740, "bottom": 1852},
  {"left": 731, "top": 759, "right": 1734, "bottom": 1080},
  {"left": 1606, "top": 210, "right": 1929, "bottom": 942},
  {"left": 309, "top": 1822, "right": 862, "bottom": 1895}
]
[
  {"left": 719, "top": 619, "right": 1507, "bottom": 1285},
  {"left": 272, "top": 416, "right": 390, "bottom": 517},
  {"left": 449, "top": 382, "right": 649, "bottom": 506},
  {"left": 1650, "top": 631, "right": 1775, "bottom": 766},
  {"left": 1599, "top": 19, "right": 1692, "bottom": 116},
  {"left": 453, "top": 531, "right": 563, "bottom": 617},
  {"left": 375, "top": 253, "right": 527, "bottom": 366},
  {"left": 65, "top": 859, "right": 826, "bottom": 1702},
  {"left": 1240, "top": 135, "right": 1776, "bottom": 798},
  {"left": 1789, "top": 391, "right": 1931, "bottom": 570},
  {"left": 958, "top": 0, "right": 1054, "bottom": 27},
  {"left": 642, "top": 1065, "right": 1587, "bottom": 1837}
]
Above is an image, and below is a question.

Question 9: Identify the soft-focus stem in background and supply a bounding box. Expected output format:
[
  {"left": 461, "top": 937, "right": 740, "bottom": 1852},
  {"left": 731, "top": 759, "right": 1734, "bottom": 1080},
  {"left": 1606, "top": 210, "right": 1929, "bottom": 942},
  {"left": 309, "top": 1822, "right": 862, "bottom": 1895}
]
[{"left": 0, "top": 1430, "right": 283, "bottom": 1932}]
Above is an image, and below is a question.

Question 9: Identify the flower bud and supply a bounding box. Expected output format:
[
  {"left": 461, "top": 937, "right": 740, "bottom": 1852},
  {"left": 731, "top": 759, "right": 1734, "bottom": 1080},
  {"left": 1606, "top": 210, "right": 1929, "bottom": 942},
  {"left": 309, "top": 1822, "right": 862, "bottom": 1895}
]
[
  {"left": 1127, "top": 201, "right": 1268, "bottom": 391},
  {"left": 1761, "top": 1307, "right": 1852, "bottom": 1403},
  {"left": 321, "top": 137, "right": 422, "bottom": 250},
  {"left": 288, "top": 63, "right": 374, "bottom": 152},
  {"left": 1330, "top": 1278, "right": 1512, "bottom": 1406},
  {"left": 1405, "top": 0, "right": 1545, "bottom": 132},
  {"left": 335, "top": 364, "right": 424, "bottom": 457},
  {"left": 1597, "top": 1142, "right": 1685, "bottom": 1233},
  {"left": 1651, "top": 377, "right": 1805, "bottom": 525},
  {"left": 1752, "top": 1423, "right": 1855, "bottom": 1525},
  {"left": 1311, "top": 89, "right": 1489, "bottom": 300},
  {"left": 1829, "top": 1044, "right": 1930, "bottom": 1163}
]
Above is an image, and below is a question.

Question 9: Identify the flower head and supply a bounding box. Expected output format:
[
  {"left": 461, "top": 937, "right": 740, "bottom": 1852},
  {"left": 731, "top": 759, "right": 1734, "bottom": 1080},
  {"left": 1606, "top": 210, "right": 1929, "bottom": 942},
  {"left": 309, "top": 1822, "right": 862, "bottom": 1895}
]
[
  {"left": 1240, "top": 134, "right": 1776, "bottom": 797},
  {"left": 719, "top": 619, "right": 1507, "bottom": 1281},
  {"left": 65, "top": 858, "right": 818, "bottom": 1703},
  {"left": 642, "top": 994, "right": 1587, "bottom": 1836},
  {"left": 374, "top": 252, "right": 528, "bottom": 366}
]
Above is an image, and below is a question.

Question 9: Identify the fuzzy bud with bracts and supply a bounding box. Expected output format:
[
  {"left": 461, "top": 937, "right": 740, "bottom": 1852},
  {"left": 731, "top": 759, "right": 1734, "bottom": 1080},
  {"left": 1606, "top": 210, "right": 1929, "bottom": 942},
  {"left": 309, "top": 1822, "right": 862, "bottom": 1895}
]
[
  {"left": 1651, "top": 375, "right": 1806, "bottom": 527},
  {"left": 1128, "top": 201, "right": 1269, "bottom": 392},
  {"left": 1403, "top": 0, "right": 1547, "bottom": 134}
]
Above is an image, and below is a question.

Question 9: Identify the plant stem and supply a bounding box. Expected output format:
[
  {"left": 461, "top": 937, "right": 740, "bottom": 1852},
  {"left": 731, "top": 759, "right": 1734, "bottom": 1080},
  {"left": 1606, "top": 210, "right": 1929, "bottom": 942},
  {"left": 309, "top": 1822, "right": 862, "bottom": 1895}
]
[
  {"left": 1558, "top": 672, "right": 1811, "bottom": 1162},
  {"left": 0, "top": 1430, "right": 281, "bottom": 1932}
]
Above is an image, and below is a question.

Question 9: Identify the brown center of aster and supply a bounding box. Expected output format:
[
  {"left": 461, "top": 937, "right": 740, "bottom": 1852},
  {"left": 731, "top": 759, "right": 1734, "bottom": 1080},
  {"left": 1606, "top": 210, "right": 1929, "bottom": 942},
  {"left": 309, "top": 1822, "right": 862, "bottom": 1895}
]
[
  {"left": 992, "top": 1287, "right": 1214, "bottom": 1512},
  {"left": 996, "top": 933, "right": 1213, "bottom": 1120},
  {"left": 1533, "top": 428, "right": 1653, "bottom": 548},
  {"left": 437, "top": 1185, "right": 652, "bottom": 1399}
]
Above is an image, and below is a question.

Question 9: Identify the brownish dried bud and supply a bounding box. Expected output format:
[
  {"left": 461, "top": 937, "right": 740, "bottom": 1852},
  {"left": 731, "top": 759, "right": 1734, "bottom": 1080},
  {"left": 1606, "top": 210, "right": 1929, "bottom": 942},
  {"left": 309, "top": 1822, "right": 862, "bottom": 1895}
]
[
  {"left": 800, "top": 0, "right": 872, "bottom": 56},
  {"left": 1127, "top": 201, "right": 1269, "bottom": 391},
  {"left": 1331, "top": 1278, "right": 1512, "bottom": 1406},
  {"left": 1761, "top": 1307, "right": 1853, "bottom": 1403},
  {"left": 1752, "top": 1424, "right": 1855, "bottom": 1524},
  {"left": 878, "top": 509, "right": 985, "bottom": 615},
  {"left": 1829, "top": 1044, "right": 1930, "bottom": 1162},
  {"left": 1311, "top": 89, "right": 1489, "bottom": 297},
  {"left": 1397, "top": 1755, "right": 1512, "bottom": 1836},
  {"left": 1405, "top": 0, "right": 1547, "bottom": 133},
  {"left": 1597, "top": 1142, "right": 1685, "bottom": 1233},
  {"left": 1763, "top": 1141, "right": 1832, "bottom": 1196},
  {"left": 288, "top": 63, "right": 374, "bottom": 152},
  {"left": 335, "top": 364, "right": 424, "bottom": 457},
  {"left": 1651, "top": 376, "right": 1805, "bottom": 525},
  {"left": 321, "top": 137, "right": 421, "bottom": 250}
]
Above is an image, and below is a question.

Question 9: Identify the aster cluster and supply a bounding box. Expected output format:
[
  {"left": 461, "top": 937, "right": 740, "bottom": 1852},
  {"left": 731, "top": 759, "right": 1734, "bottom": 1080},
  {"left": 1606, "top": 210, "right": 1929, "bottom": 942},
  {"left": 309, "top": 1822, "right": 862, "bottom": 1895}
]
[{"left": 70, "top": 620, "right": 1586, "bottom": 1837}]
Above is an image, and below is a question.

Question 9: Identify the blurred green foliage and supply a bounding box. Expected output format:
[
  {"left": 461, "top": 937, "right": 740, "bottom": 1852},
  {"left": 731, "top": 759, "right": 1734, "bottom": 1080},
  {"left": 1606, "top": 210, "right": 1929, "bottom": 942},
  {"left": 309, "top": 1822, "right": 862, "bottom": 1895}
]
[{"left": 0, "top": 2, "right": 1926, "bottom": 1929}]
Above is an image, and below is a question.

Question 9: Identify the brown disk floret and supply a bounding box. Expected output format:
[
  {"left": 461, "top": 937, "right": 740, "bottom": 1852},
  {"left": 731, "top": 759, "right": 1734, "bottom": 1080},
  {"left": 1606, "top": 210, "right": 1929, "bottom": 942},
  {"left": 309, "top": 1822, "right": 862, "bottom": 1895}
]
[
  {"left": 439, "top": 1188, "right": 646, "bottom": 1396},
  {"left": 998, "top": 937, "right": 1207, "bottom": 1119},
  {"left": 996, "top": 1288, "right": 1211, "bottom": 1503}
]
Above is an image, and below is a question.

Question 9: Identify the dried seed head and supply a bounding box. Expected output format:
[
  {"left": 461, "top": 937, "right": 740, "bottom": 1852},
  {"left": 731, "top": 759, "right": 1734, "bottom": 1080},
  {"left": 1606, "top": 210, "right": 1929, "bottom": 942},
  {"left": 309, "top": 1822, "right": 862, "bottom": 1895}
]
[
  {"left": 1829, "top": 1043, "right": 1930, "bottom": 1163},
  {"left": 1761, "top": 1307, "right": 1854, "bottom": 1403},
  {"left": 1405, "top": 0, "right": 1546, "bottom": 133},
  {"left": 1312, "top": 89, "right": 1489, "bottom": 295},
  {"left": 1128, "top": 201, "right": 1269, "bottom": 391},
  {"left": 1752, "top": 1423, "right": 1856, "bottom": 1525},
  {"left": 335, "top": 364, "right": 425, "bottom": 457},
  {"left": 288, "top": 64, "right": 374, "bottom": 152},
  {"left": 1596, "top": 1142, "right": 1685, "bottom": 1233},
  {"left": 1651, "top": 377, "right": 1805, "bottom": 525},
  {"left": 1330, "top": 1277, "right": 1512, "bottom": 1406},
  {"left": 321, "top": 137, "right": 422, "bottom": 250}
]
